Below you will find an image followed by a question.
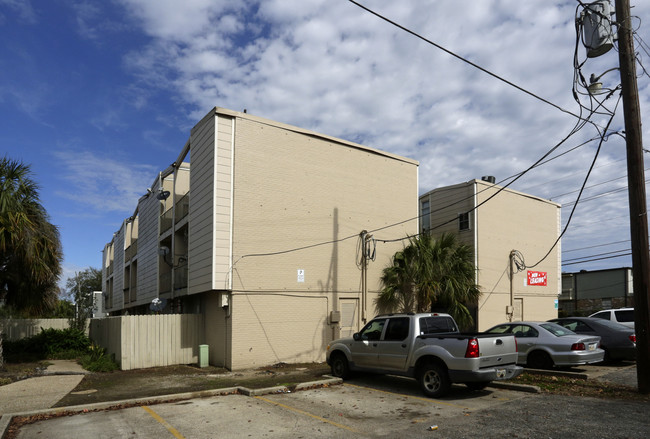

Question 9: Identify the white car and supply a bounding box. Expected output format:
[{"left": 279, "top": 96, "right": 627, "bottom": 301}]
[
  {"left": 485, "top": 321, "right": 605, "bottom": 369},
  {"left": 589, "top": 308, "right": 635, "bottom": 329}
]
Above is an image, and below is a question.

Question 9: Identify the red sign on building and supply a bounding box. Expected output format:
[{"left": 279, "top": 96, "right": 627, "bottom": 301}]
[{"left": 527, "top": 271, "right": 547, "bottom": 286}]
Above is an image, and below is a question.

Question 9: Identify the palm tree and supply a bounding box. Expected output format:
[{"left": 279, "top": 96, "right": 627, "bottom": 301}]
[
  {"left": 376, "top": 233, "right": 480, "bottom": 328},
  {"left": 0, "top": 156, "right": 62, "bottom": 315}
]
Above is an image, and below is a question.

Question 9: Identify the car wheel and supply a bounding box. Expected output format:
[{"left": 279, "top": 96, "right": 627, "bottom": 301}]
[
  {"left": 527, "top": 350, "right": 553, "bottom": 369},
  {"left": 466, "top": 382, "right": 490, "bottom": 391},
  {"left": 330, "top": 352, "right": 350, "bottom": 379},
  {"left": 418, "top": 361, "right": 451, "bottom": 398}
]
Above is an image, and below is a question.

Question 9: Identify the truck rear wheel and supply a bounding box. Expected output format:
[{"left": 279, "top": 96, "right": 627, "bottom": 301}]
[
  {"left": 330, "top": 352, "right": 350, "bottom": 379},
  {"left": 418, "top": 361, "right": 450, "bottom": 398}
]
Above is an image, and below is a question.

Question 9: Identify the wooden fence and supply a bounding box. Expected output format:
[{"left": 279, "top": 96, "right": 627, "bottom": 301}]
[
  {"left": 0, "top": 319, "right": 83, "bottom": 341},
  {"left": 89, "top": 314, "right": 205, "bottom": 370}
]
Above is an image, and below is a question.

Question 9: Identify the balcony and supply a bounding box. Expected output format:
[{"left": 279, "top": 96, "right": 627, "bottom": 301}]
[
  {"left": 174, "top": 262, "right": 188, "bottom": 293},
  {"left": 176, "top": 192, "right": 190, "bottom": 224},
  {"left": 160, "top": 208, "right": 173, "bottom": 234},
  {"left": 159, "top": 271, "right": 172, "bottom": 295},
  {"left": 125, "top": 239, "right": 138, "bottom": 261}
]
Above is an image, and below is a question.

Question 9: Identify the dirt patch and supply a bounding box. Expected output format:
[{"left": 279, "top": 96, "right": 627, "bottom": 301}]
[
  {"left": 0, "top": 361, "right": 49, "bottom": 385},
  {"left": 54, "top": 362, "right": 332, "bottom": 407}
]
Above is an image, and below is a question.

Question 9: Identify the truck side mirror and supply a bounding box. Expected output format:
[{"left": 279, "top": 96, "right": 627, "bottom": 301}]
[{"left": 353, "top": 332, "right": 361, "bottom": 341}]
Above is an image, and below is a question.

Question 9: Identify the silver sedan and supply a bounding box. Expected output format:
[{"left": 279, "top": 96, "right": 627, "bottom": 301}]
[{"left": 485, "top": 321, "right": 605, "bottom": 369}]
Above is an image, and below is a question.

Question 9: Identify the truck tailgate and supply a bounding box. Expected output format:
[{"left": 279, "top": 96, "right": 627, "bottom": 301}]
[{"left": 477, "top": 335, "right": 518, "bottom": 366}]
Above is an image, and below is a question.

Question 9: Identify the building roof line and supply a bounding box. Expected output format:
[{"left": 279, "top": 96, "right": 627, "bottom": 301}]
[{"left": 197, "top": 106, "right": 419, "bottom": 166}]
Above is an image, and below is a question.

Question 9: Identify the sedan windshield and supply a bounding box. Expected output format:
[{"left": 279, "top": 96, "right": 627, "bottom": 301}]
[{"left": 539, "top": 322, "right": 575, "bottom": 337}]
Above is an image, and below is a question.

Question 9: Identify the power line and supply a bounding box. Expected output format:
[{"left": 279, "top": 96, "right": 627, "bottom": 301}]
[
  {"left": 349, "top": 0, "right": 613, "bottom": 131},
  {"left": 527, "top": 94, "right": 622, "bottom": 268},
  {"left": 563, "top": 248, "right": 632, "bottom": 263},
  {"left": 562, "top": 252, "right": 631, "bottom": 266},
  {"left": 563, "top": 239, "right": 630, "bottom": 253},
  {"left": 231, "top": 3, "right": 630, "bottom": 265}
]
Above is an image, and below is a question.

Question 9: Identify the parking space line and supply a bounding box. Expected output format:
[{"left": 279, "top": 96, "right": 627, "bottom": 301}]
[
  {"left": 142, "top": 406, "right": 186, "bottom": 439},
  {"left": 343, "top": 383, "right": 470, "bottom": 409},
  {"left": 254, "top": 395, "right": 361, "bottom": 434}
]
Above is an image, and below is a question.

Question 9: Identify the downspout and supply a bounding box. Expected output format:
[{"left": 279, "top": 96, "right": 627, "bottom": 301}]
[
  {"left": 473, "top": 181, "right": 478, "bottom": 326},
  {"left": 360, "top": 230, "right": 368, "bottom": 324},
  {"left": 509, "top": 250, "right": 515, "bottom": 322}
]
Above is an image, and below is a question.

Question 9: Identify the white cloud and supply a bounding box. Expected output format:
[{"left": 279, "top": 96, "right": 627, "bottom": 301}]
[
  {"left": 111, "top": 0, "right": 650, "bottom": 270},
  {"left": 52, "top": 148, "right": 158, "bottom": 215},
  {"left": 0, "top": 0, "right": 37, "bottom": 24}
]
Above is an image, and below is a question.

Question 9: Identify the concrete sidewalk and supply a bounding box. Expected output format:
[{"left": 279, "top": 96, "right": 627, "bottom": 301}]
[{"left": 0, "top": 360, "right": 87, "bottom": 416}]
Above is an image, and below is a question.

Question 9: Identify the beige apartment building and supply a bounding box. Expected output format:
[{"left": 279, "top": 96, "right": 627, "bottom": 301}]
[
  {"left": 102, "top": 107, "right": 419, "bottom": 370},
  {"left": 420, "top": 178, "right": 562, "bottom": 331}
]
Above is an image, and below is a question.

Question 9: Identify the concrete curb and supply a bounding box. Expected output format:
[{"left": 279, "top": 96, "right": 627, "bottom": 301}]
[
  {"left": 487, "top": 382, "right": 541, "bottom": 393},
  {"left": 0, "top": 376, "right": 343, "bottom": 439},
  {"left": 41, "top": 371, "right": 90, "bottom": 376}
]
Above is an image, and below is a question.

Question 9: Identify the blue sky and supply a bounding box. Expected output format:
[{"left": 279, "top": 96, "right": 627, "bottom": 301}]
[{"left": 1, "top": 0, "right": 649, "bottom": 291}]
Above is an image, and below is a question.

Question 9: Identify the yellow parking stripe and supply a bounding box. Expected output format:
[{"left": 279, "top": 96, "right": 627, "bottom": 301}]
[
  {"left": 254, "top": 395, "right": 360, "bottom": 434},
  {"left": 343, "top": 383, "right": 470, "bottom": 409},
  {"left": 142, "top": 406, "right": 186, "bottom": 439}
]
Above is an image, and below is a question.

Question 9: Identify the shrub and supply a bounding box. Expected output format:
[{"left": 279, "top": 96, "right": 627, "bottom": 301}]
[
  {"left": 3, "top": 328, "right": 92, "bottom": 362},
  {"left": 4, "top": 328, "right": 118, "bottom": 372},
  {"left": 80, "top": 345, "right": 119, "bottom": 372}
]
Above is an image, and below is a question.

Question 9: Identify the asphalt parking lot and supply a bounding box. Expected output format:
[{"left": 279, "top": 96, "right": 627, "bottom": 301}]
[
  {"left": 13, "top": 379, "right": 528, "bottom": 439},
  {"left": 11, "top": 368, "right": 650, "bottom": 439}
]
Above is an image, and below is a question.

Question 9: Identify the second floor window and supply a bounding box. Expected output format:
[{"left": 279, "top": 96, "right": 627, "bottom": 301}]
[
  {"left": 458, "top": 212, "right": 470, "bottom": 231},
  {"left": 421, "top": 200, "right": 430, "bottom": 233}
]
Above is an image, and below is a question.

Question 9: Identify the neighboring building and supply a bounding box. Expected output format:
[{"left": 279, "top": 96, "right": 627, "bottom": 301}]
[
  {"left": 561, "top": 267, "right": 634, "bottom": 316},
  {"left": 102, "top": 107, "right": 419, "bottom": 370},
  {"left": 419, "top": 178, "right": 562, "bottom": 331}
]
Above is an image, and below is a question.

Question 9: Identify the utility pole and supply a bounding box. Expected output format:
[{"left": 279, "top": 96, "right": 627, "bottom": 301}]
[{"left": 615, "top": 0, "right": 650, "bottom": 394}]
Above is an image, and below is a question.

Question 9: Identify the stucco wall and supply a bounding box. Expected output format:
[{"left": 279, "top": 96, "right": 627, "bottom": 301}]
[{"left": 225, "top": 111, "right": 418, "bottom": 369}]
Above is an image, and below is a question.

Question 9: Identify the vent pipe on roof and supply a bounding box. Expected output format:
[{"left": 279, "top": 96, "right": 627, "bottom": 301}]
[{"left": 481, "top": 176, "right": 496, "bottom": 184}]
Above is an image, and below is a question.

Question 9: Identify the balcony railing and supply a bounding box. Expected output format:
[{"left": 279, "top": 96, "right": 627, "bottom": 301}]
[
  {"left": 160, "top": 208, "right": 173, "bottom": 234},
  {"left": 159, "top": 271, "right": 172, "bottom": 295},
  {"left": 176, "top": 193, "right": 190, "bottom": 223},
  {"left": 174, "top": 263, "right": 188, "bottom": 291},
  {"left": 125, "top": 239, "right": 138, "bottom": 261}
]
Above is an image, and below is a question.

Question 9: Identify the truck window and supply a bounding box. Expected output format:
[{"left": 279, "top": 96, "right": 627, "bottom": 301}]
[
  {"left": 360, "top": 319, "right": 386, "bottom": 341},
  {"left": 614, "top": 309, "right": 634, "bottom": 323},
  {"left": 419, "top": 316, "right": 458, "bottom": 334},
  {"left": 591, "top": 311, "right": 610, "bottom": 320},
  {"left": 384, "top": 317, "right": 410, "bottom": 341}
]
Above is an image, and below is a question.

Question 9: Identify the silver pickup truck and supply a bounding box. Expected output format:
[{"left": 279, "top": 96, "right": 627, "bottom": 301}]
[{"left": 326, "top": 312, "right": 523, "bottom": 397}]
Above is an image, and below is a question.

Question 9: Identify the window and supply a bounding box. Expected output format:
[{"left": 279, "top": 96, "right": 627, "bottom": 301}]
[
  {"left": 419, "top": 316, "right": 458, "bottom": 334},
  {"left": 591, "top": 311, "right": 610, "bottom": 321},
  {"left": 384, "top": 317, "right": 410, "bottom": 341},
  {"left": 540, "top": 323, "right": 573, "bottom": 337},
  {"left": 360, "top": 319, "right": 386, "bottom": 341},
  {"left": 486, "top": 325, "right": 512, "bottom": 334},
  {"left": 614, "top": 309, "right": 634, "bottom": 323},
  {"left": 575, "top": 321, "right": 594, "bottom": 332},
  {"left": 421, "top": 200, "right": 430, "bottom": 233},
  {"left": 458, "top": 212, "right": 470, "bottom": 231},
  {"left": 512, "top": 325, "right": 539, "bottom": 338}
]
